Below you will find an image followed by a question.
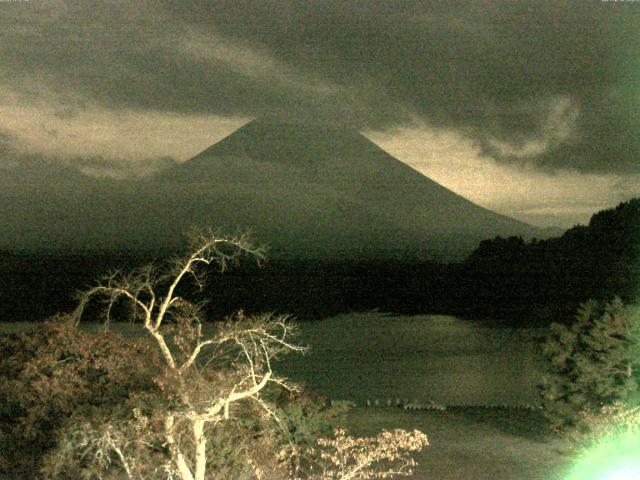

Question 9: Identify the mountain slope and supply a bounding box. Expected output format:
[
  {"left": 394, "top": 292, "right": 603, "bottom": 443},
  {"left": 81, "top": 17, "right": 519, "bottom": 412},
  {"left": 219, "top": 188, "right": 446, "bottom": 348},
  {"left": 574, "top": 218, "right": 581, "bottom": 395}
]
[
  {"left": 151, "top": 119, "right": 541, "bottom": 259},
  {"left": 0, "top": 119, "right": 544, "bottom": 259}
]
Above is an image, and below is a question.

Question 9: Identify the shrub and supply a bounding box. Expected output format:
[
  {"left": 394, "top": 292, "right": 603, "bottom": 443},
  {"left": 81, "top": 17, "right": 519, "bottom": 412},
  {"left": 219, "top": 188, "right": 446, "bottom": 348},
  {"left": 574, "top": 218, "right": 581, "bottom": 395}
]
[
  {"left": 276, "top": 391, "right": 353, "bottom": 447},
  {"left": 571, "top": 401, "right": 640, "bottom": 447},
  {"left": 563, "top": 402, "right": 640, "bottom": 479},
  {"left": 43, "top": 393, "right": 286, "bottom": 480},
  {"left": 538, "top": 297, "right": 640, "bottom": 434},
  {"left": 3, "top": 231, "right": 429, "bottom": 480},
  {"left": 283, "top": 427, "right": 429, "bottom": 480},
  {"left": 0, "top": 315, "right": 161, "bottom": 478}
]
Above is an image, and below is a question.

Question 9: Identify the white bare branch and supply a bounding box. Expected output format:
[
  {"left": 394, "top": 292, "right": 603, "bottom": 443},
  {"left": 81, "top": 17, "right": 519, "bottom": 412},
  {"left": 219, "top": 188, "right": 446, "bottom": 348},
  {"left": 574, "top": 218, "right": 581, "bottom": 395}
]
[
  {"left": 164, "top": 415, "right": 195, "bottom": 480},
  {"left": 71, "top": 231, "right": 304, "bottom": 480}
]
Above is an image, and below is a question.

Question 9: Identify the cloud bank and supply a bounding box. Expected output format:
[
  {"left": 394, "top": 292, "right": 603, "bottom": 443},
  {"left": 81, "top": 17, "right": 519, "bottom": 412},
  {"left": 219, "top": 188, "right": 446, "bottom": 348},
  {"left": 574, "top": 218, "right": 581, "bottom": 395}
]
[
  {"left": 0, "top": 0, "right": 637, "bottom": 175},
  {"left": 0, "top": 0, "right": 639, "bottom": 227}
]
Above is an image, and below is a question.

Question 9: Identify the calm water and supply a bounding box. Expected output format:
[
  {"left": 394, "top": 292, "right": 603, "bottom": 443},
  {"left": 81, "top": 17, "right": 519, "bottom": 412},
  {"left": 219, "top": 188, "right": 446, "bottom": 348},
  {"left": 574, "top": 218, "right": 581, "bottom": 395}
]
[
  {"left": 274, "top": 313, "right": 546, "bottom": 406},
  {"left": 3, "top": 313, "right": 547, "bottom": 406}
]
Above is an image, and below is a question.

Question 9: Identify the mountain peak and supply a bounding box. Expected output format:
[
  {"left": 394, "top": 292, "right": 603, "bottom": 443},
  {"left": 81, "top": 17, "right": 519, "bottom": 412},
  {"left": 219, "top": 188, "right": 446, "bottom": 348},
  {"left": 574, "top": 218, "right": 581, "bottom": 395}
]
[
  {"left": 154, "top": 118, "right": 387, "bottom": 181},
  {"left": 146, "top": 119, "right": 541, "bottom": 259},
  {"left": 246, "top": 116, "right": 356, "bottom": 129},
  {"left": 199, "top": 118, "right": 365, "bottom": 163},
  {"left": 2, "top": 120, "right": 543, "bottom": 259}
]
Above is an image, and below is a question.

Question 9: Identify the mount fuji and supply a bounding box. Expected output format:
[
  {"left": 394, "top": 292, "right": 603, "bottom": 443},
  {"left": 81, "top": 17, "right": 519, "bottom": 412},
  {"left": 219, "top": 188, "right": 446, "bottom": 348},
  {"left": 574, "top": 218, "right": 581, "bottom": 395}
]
[{"left": 1, "top": 119, "right": 543, "bottom": 260}]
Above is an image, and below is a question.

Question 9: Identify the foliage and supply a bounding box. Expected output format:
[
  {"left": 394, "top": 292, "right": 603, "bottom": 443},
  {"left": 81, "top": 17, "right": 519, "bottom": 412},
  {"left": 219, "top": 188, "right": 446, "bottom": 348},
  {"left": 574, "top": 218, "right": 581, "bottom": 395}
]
[
  {"left": 43, "top": 394, "right": 288, "bottom": 480},
  {"left": 42, "top": 404, "right": 163, "bottom": 480},
  {"left": 564, "top": 402, "right": 640, "bottom": 480},
  {"left": 44, "top": 390, "right": 357, "bottom": 480},
  {"left": 538, "top": 297, "right": 640, "bottom": 433},
  {"left": 3, "top": 231, "right": 429, "bottom": 480},
  {"left": 0, "top": 315, "right": 161, "bottom": 478},
  {"left": 283, "top": 427, "right": 429, "bottom": 480},
  {"left": 570, "top": 401, "right": 640, "bottom": 448},
  {"left": 460, "top": 197, "right": 640, "bottom": 324},
  {"left": 276, "top": 391, "right": 353, "bottom": 448}
]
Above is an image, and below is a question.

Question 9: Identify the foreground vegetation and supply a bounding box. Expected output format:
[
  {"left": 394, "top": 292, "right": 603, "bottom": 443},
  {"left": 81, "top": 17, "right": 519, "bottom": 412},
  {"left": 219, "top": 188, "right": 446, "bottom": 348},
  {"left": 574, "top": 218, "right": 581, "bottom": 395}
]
[
  {"left": 0, "top": 316, "right": 571, "bottom": 479},
  {"left": 4, "top": 296, "right": 640, "bottom": 479},
  {"left": 0, "top": 232, "right": 429, "bottom": 480},
  {"left": 1, "top": 217, "right": 639, "bottom": 478},
  {"left": 540, "top": 298, "right": 640, "bottom": 434}
]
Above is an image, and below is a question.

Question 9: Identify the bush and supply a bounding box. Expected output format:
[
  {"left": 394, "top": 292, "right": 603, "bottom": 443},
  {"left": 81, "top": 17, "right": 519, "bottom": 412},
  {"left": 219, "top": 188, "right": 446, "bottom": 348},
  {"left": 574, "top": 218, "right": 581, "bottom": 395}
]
[
  {"left": 43, "top": 394, "right": 285, "bottom": 480},
  {"left": 283, "top": 427, "right": 429, "bottom": 480},
  {"left": 41, "top": 372, "right": 355, "bottom": 480},
  {"left": 539, "top": 297, "right": 640, "bottom": 434},
  {"left": 2, "top": 232, "right": 429, "bottom": 480},
  {"left": 0, "top": 321, "right": 350, "bottom": 480},
  {"left": 0, "top": 315, "right": 161, "bottom": 478},
  {"left": 571, "top": 401, "right": 640, "bottom": 447},
  {"left": 276, "top": 391, "right": 352, "bottom": 447},
  {"left": 562, "top": 402, "right": 640, "bottom": 479}
]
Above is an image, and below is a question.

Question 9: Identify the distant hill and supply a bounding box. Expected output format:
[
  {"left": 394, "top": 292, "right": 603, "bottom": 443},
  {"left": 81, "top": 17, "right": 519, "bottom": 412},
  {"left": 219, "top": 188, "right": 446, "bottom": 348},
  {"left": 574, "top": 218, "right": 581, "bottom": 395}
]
[
  {"left": 455, "top": 197, "right": 640, "bottom": 324},
  {"left": 1, "top": 119, "right": 545, "bottom": 260}
]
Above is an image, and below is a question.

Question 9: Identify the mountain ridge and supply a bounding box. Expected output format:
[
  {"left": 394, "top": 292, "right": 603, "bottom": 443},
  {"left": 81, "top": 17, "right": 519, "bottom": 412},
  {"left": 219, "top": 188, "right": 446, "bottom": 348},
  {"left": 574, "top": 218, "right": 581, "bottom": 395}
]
[
  {"left": 150, "top": 118, "right": 542, "bottom": 259},
  {"left": 1, "top": 119, "right": 546, "bottom": 260}
]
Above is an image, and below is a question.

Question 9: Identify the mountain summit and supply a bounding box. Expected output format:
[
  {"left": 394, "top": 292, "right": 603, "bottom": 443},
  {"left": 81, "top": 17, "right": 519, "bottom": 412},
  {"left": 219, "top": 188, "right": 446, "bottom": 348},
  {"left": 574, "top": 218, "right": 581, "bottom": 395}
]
[
  {"left": 1, "top": 119, "right": 543, "bottom": 258},
  {"left": 151, "top": 119, "right": 541, "bottom": 259}
]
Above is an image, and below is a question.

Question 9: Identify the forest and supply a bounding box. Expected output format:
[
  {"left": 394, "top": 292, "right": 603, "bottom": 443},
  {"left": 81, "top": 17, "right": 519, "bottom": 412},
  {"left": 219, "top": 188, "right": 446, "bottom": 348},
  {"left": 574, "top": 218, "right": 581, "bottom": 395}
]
[{"left": 1, "top": 198, "right": 637, "bottom": 327}]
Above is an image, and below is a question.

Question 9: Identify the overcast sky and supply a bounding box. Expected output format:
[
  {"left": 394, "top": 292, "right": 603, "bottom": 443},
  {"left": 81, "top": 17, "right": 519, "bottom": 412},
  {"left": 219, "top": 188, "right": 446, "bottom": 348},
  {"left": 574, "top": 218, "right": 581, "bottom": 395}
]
[{"left": 1, "top": 0, "right": 639, "bottom": 227}]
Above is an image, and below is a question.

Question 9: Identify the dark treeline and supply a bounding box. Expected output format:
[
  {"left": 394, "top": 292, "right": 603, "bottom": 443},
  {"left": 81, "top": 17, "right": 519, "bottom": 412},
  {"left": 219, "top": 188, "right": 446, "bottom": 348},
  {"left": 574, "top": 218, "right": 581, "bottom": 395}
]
[
  {"left": 201, "top": 259, "right": 457, "bottom": 320},
  {"left": 204, "top": 194, "right": 640, "bottom": 324},
  {"left": 0, "top": 250, "right": 457, "bottom": 322},
  {"left": 1, "top": 198, "right": 638, "bottom": 326},
  {"left": 456, "top": 198, "right": 640, "bottom": 324},
  {"left": 0, "top": 251, "right": 160, "bottom": 323}
]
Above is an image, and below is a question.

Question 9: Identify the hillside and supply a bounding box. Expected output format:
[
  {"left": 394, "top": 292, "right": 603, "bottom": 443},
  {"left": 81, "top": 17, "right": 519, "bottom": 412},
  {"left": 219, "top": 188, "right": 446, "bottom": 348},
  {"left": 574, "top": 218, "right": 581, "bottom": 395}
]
[
  {"left": 150, "top": 119, "right": 542, "bottom": 259},
  {"left": 455, "top": 197, "right": 640, "bottom": 323},
  {"left": 1, "top": 119, "right": 543, "bottom": 259}
]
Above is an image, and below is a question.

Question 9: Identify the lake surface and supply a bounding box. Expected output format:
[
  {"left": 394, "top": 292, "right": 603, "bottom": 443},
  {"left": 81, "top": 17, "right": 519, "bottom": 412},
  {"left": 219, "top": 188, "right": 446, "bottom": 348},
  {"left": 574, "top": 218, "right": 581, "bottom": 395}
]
[
  {"left": 2, "top": 313, "right": 548, "bottom": 406},
  {"left": 274, "top": 313, "right": 546, "bottom": 406}
]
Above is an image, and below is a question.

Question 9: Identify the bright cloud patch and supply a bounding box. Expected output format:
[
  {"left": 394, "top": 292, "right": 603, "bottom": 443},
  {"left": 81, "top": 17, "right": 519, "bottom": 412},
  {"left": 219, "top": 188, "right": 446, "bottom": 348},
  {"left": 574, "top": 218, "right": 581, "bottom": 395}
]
[
  {"left": 366, "top": 122, "right": 640, "bottom": 227},
  {"left": 0, "top": 88, "right": 248, "bottom": 165}
]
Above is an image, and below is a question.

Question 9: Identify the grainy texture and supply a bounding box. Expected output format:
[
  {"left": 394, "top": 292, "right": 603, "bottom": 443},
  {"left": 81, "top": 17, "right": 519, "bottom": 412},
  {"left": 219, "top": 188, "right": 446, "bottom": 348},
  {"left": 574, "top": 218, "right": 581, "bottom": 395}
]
[
  {"left": 274, "top": 313, "right": 545, "bottom": 406},
  {"left": 344, "top": 407, "right": 570, "bottom": 480}
]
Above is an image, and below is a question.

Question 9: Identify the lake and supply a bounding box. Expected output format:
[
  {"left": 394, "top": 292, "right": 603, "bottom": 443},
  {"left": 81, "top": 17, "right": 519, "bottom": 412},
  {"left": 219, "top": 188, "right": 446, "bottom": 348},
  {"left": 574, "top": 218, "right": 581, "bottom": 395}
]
[
  {"left": 2, "top": 312, "right": 548, "bottom": 406},
  {"left": 274, "top": 312, "right": 547, "bottom": 406}
]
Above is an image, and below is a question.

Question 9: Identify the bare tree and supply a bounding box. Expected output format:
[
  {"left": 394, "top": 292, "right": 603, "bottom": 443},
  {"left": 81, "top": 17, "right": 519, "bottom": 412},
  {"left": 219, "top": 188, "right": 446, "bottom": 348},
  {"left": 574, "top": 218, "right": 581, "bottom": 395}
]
[
  {"left": 73, "top": 230, "right": 305, "bottom": 480},
  {"left": 69, "top": 230, "right": 429, "bottom": 480}
]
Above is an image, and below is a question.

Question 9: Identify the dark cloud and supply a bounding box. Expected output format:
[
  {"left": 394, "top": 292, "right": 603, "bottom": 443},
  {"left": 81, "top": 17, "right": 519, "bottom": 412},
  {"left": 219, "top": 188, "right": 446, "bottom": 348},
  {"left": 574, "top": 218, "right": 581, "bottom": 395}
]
[
  {"left": 0, "top": 127, "right": 174, "bottom": 179},
  {"left": 0, "top": 0, "right": 638, "bottom": 173}
]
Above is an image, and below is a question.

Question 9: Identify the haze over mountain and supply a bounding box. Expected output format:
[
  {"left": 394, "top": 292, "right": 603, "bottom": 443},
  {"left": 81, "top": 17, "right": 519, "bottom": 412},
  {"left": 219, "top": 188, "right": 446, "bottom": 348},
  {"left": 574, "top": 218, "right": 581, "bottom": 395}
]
[{"left": 1, "top": 119, "right": 547, "bottom": 260}]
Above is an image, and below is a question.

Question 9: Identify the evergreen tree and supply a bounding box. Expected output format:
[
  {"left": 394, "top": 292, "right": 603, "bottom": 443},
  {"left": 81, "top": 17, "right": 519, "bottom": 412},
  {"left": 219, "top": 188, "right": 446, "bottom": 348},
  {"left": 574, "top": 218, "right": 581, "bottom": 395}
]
[{"left": 539, "top": 297, "right": 640, "bottom": 433}]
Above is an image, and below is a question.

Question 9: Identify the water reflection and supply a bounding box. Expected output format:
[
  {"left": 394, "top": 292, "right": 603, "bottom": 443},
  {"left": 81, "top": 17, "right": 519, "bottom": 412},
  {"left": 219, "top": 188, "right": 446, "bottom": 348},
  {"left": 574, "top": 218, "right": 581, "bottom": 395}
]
[{"left": 275, "top": 313, "right": 544, "bottom": 406}]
